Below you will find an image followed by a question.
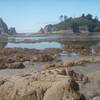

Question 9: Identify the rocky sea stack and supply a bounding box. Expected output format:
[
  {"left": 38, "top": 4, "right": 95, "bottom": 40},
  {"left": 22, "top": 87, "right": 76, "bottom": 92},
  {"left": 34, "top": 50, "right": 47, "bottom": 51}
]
[
  {"left": 0, "top": 17, "right": 17, "bottom": 35},
  {"left": 0, "top": 18, "right": 8, "bottom": 34},
  {"left": 8, "top": 27, "right": 17, "bottom": 35}
]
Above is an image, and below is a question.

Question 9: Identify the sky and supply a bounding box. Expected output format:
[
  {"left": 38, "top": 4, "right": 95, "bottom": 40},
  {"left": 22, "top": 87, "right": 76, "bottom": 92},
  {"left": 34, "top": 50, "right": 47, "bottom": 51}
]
[{"left": 0, "top": 0, "right": 100, "bottom": 33}]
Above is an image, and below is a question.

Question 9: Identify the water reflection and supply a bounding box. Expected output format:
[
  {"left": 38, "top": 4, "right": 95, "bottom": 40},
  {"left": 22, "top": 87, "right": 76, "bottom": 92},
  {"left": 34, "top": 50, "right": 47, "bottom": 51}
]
[
  {"left": 0, "top": 34, "right": 8, "bottom": 48},
  {"left": 6, "top": 33, "right": 100, "bottom": 53},
  {"left": 61, "top": 41, "right": 98, "bottom": 47},
  {"left": 6, "top": 42, "right": 62, "bottom": 49}
]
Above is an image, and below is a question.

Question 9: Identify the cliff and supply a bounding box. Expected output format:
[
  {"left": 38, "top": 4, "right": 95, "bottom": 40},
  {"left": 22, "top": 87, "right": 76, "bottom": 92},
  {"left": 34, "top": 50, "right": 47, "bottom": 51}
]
[
  {"left": 8, "top": 27, "right": 17, "bottom": 35},
  {"left": 0, "top": 18, "right": 8, "bottom": 33},
  {"left": 0, "top": 18, "right": 17, "bottom": 35}
]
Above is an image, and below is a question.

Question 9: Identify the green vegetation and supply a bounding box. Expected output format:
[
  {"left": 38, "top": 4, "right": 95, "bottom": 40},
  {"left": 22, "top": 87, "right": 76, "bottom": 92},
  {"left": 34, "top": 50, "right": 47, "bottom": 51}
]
[
  {"left": 43, "top": 14, "right": 100, "bottom": 33},
  {"left": 61, "top": 41, "right": 98, "bottom": 47},
  {"left": 71, "top": 22, "right": 79, "bottom": 33}
]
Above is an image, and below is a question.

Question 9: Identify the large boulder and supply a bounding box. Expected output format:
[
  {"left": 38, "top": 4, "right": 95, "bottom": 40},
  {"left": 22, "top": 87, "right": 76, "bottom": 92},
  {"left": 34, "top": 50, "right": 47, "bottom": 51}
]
[
  {"left": 43, "top": 79, "right": 84, "bottom": 100},
  {"left": 0, "top": 70, "right": 86, "bottom": 100}
]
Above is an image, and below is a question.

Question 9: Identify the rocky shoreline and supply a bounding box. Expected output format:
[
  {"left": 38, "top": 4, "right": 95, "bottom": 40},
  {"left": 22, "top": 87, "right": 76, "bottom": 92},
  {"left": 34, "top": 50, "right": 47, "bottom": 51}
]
[
  {"left": 0, "top": 47, "right": 100, "bottom": 70},
  {"left": 0, "top": 48, "right": 100, "bottom": 100},
  {"left": 8, "top": 37, "right": 100, "bottom": 43}
]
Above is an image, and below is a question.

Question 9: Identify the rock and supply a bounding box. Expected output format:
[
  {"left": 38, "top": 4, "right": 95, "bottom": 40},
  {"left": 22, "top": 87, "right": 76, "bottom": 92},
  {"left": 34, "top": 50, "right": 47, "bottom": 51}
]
[
  {"left": 0, "top": 18, "right": 8, "bottom": 33},
  {"left": 92, "top": 96, "right": 100, "bottom": 100},
  {"left": 42, "top": 64, "right": 56, "bottom": 70},
  {"left": 64, "top": 60, "right": 74, "bottom": 67},
  {"left": 6, "top": 62, "right": 25, "bottom": 69},
  {"left": 0, "top": 78, "right": 7, "bottom": 86},
  {"left": 57, "top": 69, "right": 67, "bottom": 75},
  {"left": 42, "top": 62, "right": 63, "bottom": 70},
  {"left": 65, "top": 69, "right": 89, "bottom": 82},
  {"left": 64, "top": 45, "right": 91, "bottom": 55},
  {"left": 33, "top": 54, "right": 56, "bottom": 62},
  {"left": 43, "top": 79, "right": 85, "bottom": 100},
  {"left": 43, "top": 48, "right": 62, "bottom": 54},
  {"left": 75, "top": 56, "right": 100, "bottom": 64},
  {"left": 44, "top": 24, "right": 54, "bottom": 32},
  {"left": 8, "top": 27, "right": 17, "bottom": 35},
  {"left": 6, "top": 58, "right": 15, "bottom": 63},
  {"left": 0, "top": 18, "right": 17, "bottom": 35},
  {"left": 0, "top": 74, "right": 85, "bottom": 100},
  {"left": 0, "top": 63, "right": 7, "bottom": 69}
]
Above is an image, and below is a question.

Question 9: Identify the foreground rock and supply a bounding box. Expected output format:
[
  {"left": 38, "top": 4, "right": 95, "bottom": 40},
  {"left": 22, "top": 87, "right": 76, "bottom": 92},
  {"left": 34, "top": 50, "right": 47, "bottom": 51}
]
[{"left": 0, "top": 68, "right": 85, "bottom": 100}]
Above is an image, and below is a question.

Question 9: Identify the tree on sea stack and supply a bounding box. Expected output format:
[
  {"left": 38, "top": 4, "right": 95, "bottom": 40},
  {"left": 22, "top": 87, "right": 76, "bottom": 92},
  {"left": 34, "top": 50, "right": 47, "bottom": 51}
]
[{"left": 71, "top": 22, "right": 79, "bottom": 33}]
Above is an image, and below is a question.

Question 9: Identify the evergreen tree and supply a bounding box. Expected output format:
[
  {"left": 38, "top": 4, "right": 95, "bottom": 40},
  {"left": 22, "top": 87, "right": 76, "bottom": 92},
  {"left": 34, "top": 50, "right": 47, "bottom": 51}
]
[{"left": 86, "top": 14, "right": 93, "bottom": 20}]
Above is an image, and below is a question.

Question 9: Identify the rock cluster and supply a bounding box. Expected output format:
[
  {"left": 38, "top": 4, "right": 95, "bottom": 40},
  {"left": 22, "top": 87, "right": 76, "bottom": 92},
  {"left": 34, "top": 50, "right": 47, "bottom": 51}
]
[
  {"left": 43, "top": 64, "right": 89, "bottom": 83},
  {"left": 0, "top": 68, "right": 86, "bottom": 100},
  {"left": 75, "top": 56, "right": 100, "bottom": 64},
  {"left": 64, "top": 45, "right": 91, "bottom": 55},
  {"left": 32, "top": 53, "right": 57, "bottom": 62},
  {"left": 0, "top": 18, "right": 17, "bottom": 35},
  {"left": 0, "top": 48, "right": 62, "bottom": 69},
  {"left": 0, "top": 60, "right": 25, "bottom": 69}
]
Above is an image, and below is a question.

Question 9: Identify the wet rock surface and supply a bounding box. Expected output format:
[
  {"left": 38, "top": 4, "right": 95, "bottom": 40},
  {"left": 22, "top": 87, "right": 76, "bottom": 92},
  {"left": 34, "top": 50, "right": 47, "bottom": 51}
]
[
  {"left": 0, "top": 48, "right": 100, "bottom": 100},
  {"left": 64, "top": 45, "right": 92, "bottom": 56},
  {"left": 0, "top": 68, "right": 86, "bottom": 100},
  {"left": 0, "top": 48, "right": 62, "bottom": 69},
  {"left": 80, "top": 71, "right": 100, "bottom": 100}
]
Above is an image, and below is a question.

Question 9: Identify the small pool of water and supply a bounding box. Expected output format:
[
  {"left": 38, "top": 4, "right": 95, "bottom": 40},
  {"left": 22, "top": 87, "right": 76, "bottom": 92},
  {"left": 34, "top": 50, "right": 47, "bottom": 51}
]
[
  {"left": 6, "top": 42, "right": 62, "bottom": 49},
  {"left": 60, "top": 51, "right": 79, "bottom": 62},
  {"left": 8, "top": 34, "right": 63, "bottom": 42}
]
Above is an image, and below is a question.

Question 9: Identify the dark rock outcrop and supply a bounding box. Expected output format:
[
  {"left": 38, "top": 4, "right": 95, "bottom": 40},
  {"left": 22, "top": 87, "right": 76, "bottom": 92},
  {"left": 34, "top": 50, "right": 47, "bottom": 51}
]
[
  {"left": 0, "top": 18, "right": 17, "bottom": 35},
  {"left": 0, "top": 18, "right": 8, "bottom": 33},
  {"left": 8, "top": 27, "right": 17, "bottom": 35}
]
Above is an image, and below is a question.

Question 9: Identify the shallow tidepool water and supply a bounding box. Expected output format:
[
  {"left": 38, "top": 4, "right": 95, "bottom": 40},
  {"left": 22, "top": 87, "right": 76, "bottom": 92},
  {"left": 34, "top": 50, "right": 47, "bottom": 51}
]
[{"left": 6, "top": 42, "right": 63, "bottom": 49}]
